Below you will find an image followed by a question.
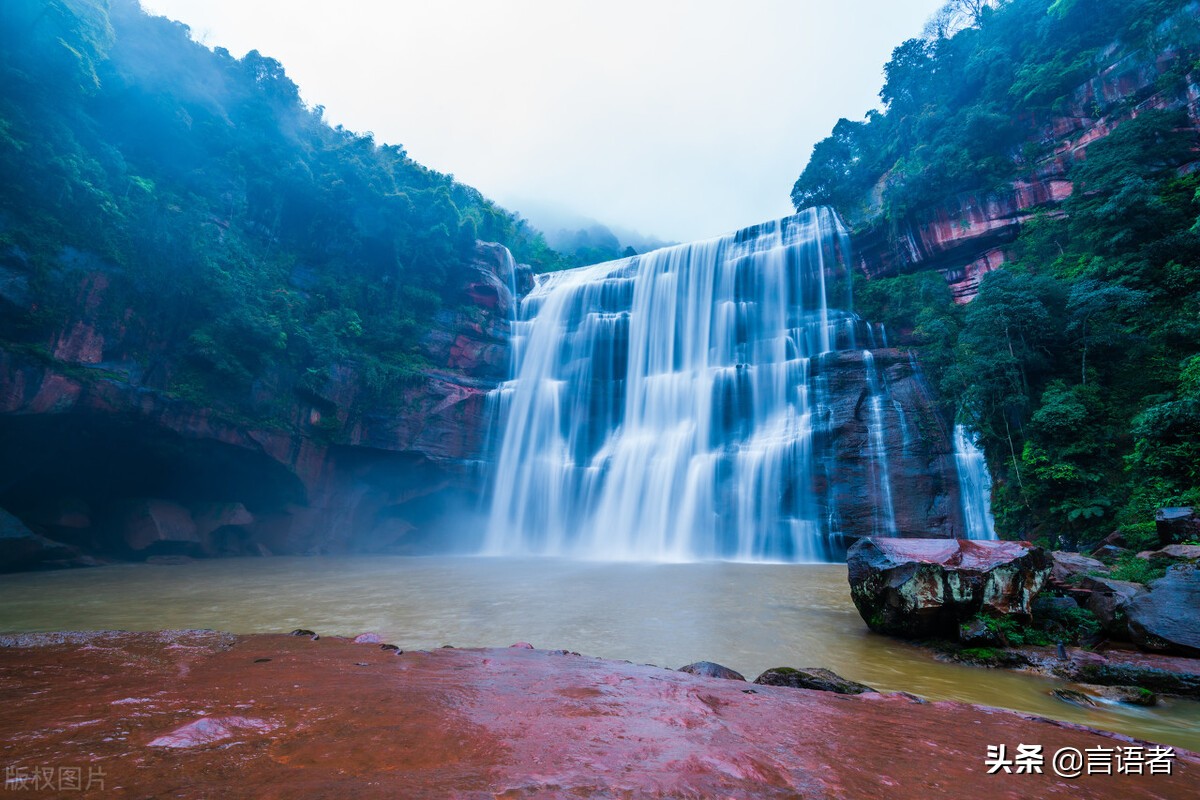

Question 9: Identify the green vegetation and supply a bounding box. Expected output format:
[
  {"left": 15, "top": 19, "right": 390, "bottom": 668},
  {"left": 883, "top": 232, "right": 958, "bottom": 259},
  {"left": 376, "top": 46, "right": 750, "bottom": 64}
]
[
  {"left": 793, "top": 0, "right": 1196, "bottom": 223},
  {"left": 978, "top": 612, "right": 1053, "bottom": 647},
  {"left": 0, "top": 0, "right": 562, "bottom": 423},
  {"left": 968, "top": 603, "right": 1100, "bottom": 648},
  {"left": 798, "top": 0, "right": 1200, "bottom": 549},
  {"left": 1107, "top": 553, "right": 1170, "bottom": 584},
  {"left": 958, "top": 646, "right": 1002, "bottom": 662}
]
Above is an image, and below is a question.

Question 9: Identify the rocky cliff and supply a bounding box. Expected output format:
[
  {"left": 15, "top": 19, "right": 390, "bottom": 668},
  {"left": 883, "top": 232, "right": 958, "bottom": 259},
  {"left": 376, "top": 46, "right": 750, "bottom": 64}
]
[
  {"left": 818, "top": 348, "right": 963, "bottom": 540},
  {"left": 852, "top": 3, "right": 1200, "bottom": 301},
  {"left": 0, "top": 242, "right": 525, "bottom": 570}
]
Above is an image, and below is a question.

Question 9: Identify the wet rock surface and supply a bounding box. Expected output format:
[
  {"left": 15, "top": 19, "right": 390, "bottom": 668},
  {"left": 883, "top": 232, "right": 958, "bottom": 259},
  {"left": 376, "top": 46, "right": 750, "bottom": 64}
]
[
  {"left": 1051, "top": 551, "right": 1107, "bottom": 583},
  {"left": 847, "top": 537, "right": 1052, "bottom": 638},
  {"left": 753, "top": 667, "right": 877, "bottom": 695},
  {"left": 677, "top": 661, "right": 746, "bottom": 681},
  {"left": 0, "top": 632, "right": 1195, "bottom": 799},
  {"left": 1139, "top": 544, "right": 1200, "bottom": 562},
  {"left": 1026, "top": 646, "right": 1200, "bottom": 698},
  {"left": 1127, "top": 565, "right": 1200, "bottom": 658}
]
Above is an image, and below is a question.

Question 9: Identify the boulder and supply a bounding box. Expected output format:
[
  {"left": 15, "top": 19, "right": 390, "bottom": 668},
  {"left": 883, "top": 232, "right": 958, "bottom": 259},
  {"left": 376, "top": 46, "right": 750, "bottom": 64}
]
[
  {"left": 1090, "top": 544, "right": 1131, "bottom": 563},
  {"left": 753, "top": 667, "right": 876, "bottom": 695},
  {"left": 1127, "top": 564, "right": 1200, "bottom": 657},
  {"left": 0, "top": 507, "right": 80, "bottom": 572},
  {"left": 1137, "top": 544, "right": 1200, "bottom": 562},
  {"left": 1050, "top": 551, "right": 1106, "bottom": 582},
  {"left": 1079, "top": 575, "right": 1146, "bottom": 640},
  {"left": 1079, "top": 684, "right": 1157, "bottom": 707},
  {"left": 846, "top": 537, "right": 1051, "bottom": 639},
  {"left": 1155, "top": 507, "right": 1200, "bottom": 546},
  {"left": 677, "top": 661, "right": 746, "bottom": 681},
  {"left": 118, "top": 499, "right": 200, "bottom": 553}
]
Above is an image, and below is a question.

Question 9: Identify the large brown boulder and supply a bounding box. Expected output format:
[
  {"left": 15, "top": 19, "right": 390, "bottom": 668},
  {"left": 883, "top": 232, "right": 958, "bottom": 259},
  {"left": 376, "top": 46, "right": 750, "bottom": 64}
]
[
  {"left": 1050, "top": 550, "right": 1106, "bottom": 583},
  {"left": 1138, "top": 544, "right": 1200, "bottom": 562},
  {"left": 1127, "top": 564, "right": 1200, "bottom": 657},
  {"left": 847, "top": 537, "right": 1051, "bottom": 639},
  {"left": 1156, "top": 507, "right": 1200, "bottom": 546},
  {"left": 1079, "top": 575, "right": 1146, "bottom": 640}
]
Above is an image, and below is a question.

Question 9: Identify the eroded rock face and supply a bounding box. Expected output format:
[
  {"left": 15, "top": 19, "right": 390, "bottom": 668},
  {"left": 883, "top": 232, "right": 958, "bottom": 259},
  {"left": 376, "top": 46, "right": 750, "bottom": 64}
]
[
  {"left": 850, "top": 11, "right": 1200, "bottom": 303},
  {"left": 817, "top": 349, "right": 964, "bottom": 540},
  {"left": 0, "top": 241, "right": 518, "bottom": 568},
  {"left": 118, "top": 499, "right": 200, "bottom": 553},
  {"left": 847, "top": 537, "right": 1051, "bottom": 639},
  {"left": 0, "top": 507, "right": 80, "bottom": 572},
  {"left": 1128, "top": 564, "right": 1200, "bottom": 657}
]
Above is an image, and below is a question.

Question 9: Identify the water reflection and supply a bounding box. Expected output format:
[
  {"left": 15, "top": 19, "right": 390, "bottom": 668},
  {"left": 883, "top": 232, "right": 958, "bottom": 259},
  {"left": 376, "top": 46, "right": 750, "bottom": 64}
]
[{"left": 1, "top": 557, "right": 1196, "bottom": 751}]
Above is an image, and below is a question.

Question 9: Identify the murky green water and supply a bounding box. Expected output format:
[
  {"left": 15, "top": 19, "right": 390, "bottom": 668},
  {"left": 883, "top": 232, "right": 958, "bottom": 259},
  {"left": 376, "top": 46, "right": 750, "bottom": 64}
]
[{"left": 1, "top": 556, "right": 1197, "bottom": 751}]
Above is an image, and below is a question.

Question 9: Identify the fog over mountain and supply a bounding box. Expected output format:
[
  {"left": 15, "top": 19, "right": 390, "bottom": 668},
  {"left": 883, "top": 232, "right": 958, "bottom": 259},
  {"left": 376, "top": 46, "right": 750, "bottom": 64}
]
[{"left": 138, "top": 0, "right": 946, "bottom": 242}]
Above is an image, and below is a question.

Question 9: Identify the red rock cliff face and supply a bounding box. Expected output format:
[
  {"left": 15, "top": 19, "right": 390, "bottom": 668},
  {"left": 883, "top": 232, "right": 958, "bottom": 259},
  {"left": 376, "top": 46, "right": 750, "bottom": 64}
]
[
  {"left": 0, "top": 242, "right": 524, "bottom": 566},
  {"left": 852, "top": 6, "right": 1200, "bottom": 301}
]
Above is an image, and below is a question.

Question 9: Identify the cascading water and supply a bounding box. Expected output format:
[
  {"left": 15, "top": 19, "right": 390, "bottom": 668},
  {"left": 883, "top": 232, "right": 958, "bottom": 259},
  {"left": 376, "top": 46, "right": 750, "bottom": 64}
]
[
  {"left": 953, "top": 424, "right": 998, "bottom": 540},
  {"left": 485, "top": 207, "right": 868, "bottom": 561},
  {"left": 862, "top": 351, "right": 898, "bottom": 538},
  {"left": 484, "top": 207, "right": 991, "bottom": 561}
]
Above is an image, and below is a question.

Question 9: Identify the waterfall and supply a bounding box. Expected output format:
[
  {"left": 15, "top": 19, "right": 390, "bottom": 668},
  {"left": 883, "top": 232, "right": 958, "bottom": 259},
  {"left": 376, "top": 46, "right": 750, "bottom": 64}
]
[
  {"left": 483, "top": 207, "right": 981, "bottom": 561},
  {"left": 862, "top": 351, "right": 898, "bottom": 538},
  {"left": 953, "top": 424, "right": 998, "bottom": 540}
]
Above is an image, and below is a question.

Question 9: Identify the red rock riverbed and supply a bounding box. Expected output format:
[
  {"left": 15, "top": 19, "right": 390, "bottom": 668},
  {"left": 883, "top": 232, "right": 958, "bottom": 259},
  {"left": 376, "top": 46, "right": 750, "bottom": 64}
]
[{"left": 0, "top": 630, "right": 1195, "bottom": 798}]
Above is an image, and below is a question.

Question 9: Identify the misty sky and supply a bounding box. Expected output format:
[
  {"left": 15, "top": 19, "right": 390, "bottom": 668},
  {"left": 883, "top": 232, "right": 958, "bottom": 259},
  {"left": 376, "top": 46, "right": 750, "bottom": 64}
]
[{"left": 140, "top": 0, "right": 945, "bottom": 242}]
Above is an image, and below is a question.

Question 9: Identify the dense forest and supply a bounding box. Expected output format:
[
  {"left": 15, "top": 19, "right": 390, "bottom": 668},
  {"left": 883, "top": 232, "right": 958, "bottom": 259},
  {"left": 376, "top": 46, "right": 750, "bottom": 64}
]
[
  {"left": 794, "top": 0, "right": 1200, "bottom": 549},
  {"left": 0, "top": 0, "right": 568, "bottom": 421}
]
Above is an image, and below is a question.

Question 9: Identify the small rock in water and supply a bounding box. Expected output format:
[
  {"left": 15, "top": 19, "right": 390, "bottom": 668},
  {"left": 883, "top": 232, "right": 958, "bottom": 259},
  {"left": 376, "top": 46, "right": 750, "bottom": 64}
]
[
  {"left": 1080, "top": 684, "right": 1158, "bottom": 706},
  {"left": 1051, "top": 688, "right": 1097, "bottom": 707},
  {"left": 353, "top": 633, "right": 383, "bottom": 644},
  {"left": 253, "top": 658, "right": 271, "bottom": 664},
  {"left": 380, "top": 644, "right": 400, "bottom": 652},
  {"left": 509, "top": 642, "right": 534, "bottom": 649},
  {"left": 754, "top": 667, "right": 876, "bottom": 695},
  {"left": 677, "top": 661, "right": 747, "bottom": 681},
  {"left": 289, "top": 629, "right": 318, "bottom": 640}
]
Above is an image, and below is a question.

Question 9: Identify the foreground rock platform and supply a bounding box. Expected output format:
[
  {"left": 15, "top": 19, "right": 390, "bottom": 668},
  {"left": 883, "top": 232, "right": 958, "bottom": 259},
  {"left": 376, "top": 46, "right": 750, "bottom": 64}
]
[{"left": 0, "top": 631, "right": 1195, "bottom": 799}]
